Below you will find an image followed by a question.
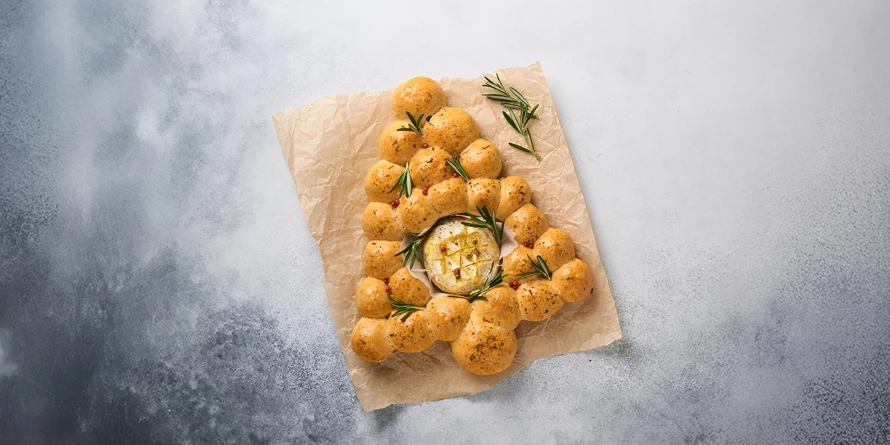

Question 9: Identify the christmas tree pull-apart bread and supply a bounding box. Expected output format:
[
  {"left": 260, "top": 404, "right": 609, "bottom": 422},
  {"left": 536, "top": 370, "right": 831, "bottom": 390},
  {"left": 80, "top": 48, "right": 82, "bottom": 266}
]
[{"left": 351, "top": 76, "right": 598, "bottom": 376}]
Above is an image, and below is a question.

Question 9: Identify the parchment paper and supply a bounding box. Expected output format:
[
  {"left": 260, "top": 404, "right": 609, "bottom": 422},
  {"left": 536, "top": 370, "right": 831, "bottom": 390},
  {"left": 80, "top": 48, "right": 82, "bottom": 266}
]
[{"left": 272, "top": 63, "right": 622, "bottom": 411}]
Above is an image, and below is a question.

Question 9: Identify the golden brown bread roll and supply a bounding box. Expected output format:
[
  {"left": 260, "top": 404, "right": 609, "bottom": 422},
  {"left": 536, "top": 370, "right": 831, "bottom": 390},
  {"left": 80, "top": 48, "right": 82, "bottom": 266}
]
[
  {"left": 502, "top": 245, "right": 537, "bottom": 284},
  {"left": 466, "top": 178, "right": 500, "bottom": 215},
  {"left": 362, "top": 240, "right": 403, "bottom": 280},
  {"left": 533, "top": 228, "right": 575, "bottom": 272},
  {"left": 395, "top": 191, "right": 438, "bottom": 234},
  {"left": 351, "top": 318, "right": 396, "bottom": 362},
  {"left": 388, "top": 267, "right": 431, "bottom": 307},
  {"left": 392, "top": 76, "right": 446, "bottom": 122},
  {"left": 496, "top": 176, "right": 532, "bottom": 220},
  {"left": 471, "top": 284, "right": 521, "bottom": 330},
  {"left": 551, "top": 258, "right": 595, "bottom": 303},
  {"left": 378, "top": 120, "right": 424, "bottom": 164},
  {"left": 364, "top": 161, "right": 404, "bottom": 203},
  {"left": 428, "top": 177, "right": 468, "bottom": 217},
  {"left": 451, "top": 317, "right": 517, "bottom": 375},
  {"left": 362, "top": 202, "right": 406, "bottom": 241},
  {"left": 408, "top": 148, "right": 452, "bottom": 187},
  {"left": 355, "top": 277, "right": 392, "bottom": 319},
  {"left": 423, "top": 107, "right": 480, "bottom": 156},
  {"left": 459, "top": 139, "right": 502, "bottom": 179},
  {"left": 386, "top": 309, "right": 436, "bottom": 353},
  {"left": 515, "top": 278, "right": 564, "bottom": 322},
  {"left": 426, "top": 297, "right": 472, "bottom": 341},
  {"left": 504, "top": 203, "right": 549, "bottom": 245}
]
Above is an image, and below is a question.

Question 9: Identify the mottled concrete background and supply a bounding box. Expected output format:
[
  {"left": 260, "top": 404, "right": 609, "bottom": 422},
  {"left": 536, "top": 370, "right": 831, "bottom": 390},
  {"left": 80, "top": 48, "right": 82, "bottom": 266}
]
[{"left": 1, "top": 0, "right": 889, "bottom": 443}]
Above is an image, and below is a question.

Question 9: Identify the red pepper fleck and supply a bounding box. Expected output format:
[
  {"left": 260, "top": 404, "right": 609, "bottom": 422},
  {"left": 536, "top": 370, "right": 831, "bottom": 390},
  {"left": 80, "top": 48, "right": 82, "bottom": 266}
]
[
  {"left": 453, "top": 268, "right": 461, "bottom": 278},
  {"left": 510, "top": 281, "right": 519, "bottom": 290},
  {"left": 385, "top": 286, "right": 391, "bottom": 293},
  {"left": 452, "top": 172, "right": 458, "bottom": 177},
  {"left": 439, "top": 246, "right": 447, "bottom": 253},
  {"left": 422, "top": 143, "right": 429, "bottom": 148},
  {"left": 391, "top": 198, "right": 400, "bottom": 208},
  {"left": 473, "top": 248, "right": 480, "bottom": 256},
  {"left": 383, "top": 278, "right": 389, "bottom": 284},
  {"left": 422, "top": 187, "right": 429, "bottom": 196}
]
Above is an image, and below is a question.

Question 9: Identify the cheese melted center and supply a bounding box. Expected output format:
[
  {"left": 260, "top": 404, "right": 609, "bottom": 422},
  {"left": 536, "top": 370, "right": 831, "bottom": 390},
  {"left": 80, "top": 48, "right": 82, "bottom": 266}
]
[{"left": 422, "top": 219, "right": 500, "bottom": 295}]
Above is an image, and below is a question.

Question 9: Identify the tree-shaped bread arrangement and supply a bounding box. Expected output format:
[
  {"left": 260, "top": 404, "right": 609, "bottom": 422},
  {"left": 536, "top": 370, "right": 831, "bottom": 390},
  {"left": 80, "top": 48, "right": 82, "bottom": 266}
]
[{"left": 351, "top": 76, "right": 596, "bottom": 375}]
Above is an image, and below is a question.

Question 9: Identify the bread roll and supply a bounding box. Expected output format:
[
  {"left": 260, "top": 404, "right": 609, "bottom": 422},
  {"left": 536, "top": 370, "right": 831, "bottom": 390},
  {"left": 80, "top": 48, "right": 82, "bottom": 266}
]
[
  {"left": 355, "top": 277, "right": 391, "bottom": 319},
  {"left": 426, "top": 297, "right": 472, "bottom": 341},
  {"left": 351, "top": 318, "right": 396, "bottom": 362},
  {"left": 496, "top": 176, "right": 531, "bottom": 220},
  {"left": 362, "top": 202, "right": 406, "bottom": 241},
  {"left": 364, "top": 161, "right": 403, "bottom": 203},
  {"left": 395, "top": 191, "right": 438, "bottom": 234},
  {"left": 392, "top": 76, "right": 446, "bottom": 122},
  {"left": 378, "top": 120, "right": 424, "bottom": 164},
  {"left": 533, "top": 228, "right": 575, "bottom": 272},
  {"left": 552, "top": 258, "right": 595, "bottom": 303},
  {"left": 451, "top": 317, "right": 517, "bottom": 375},
  {"left": 428, "top": 177, "right": 468, "bottom": 217},
  {"left": 386, "top": 309, "right": 436, "bottom": 353},
  {"left": 504, "top": 203, "right": 549, "bottom": 245},
  {"left": 459, "top": 139, "right": 502, "bottom": 179},
  {"left": 423, "top": 107, "right": 480, "bottom": 156},
  {"left": 362, "top": 240, "right": 403, "bottom": 280},
  {"left": 471, "top": 284, "right": 520, "bottom": 330},
  {"left": 466, "top": 178, "right": 500, "bottom": 215},
  {"left": 502, "top": 245, "right": 536, "bottom": 284},
  {"left": 515, "top": 279, "right": 564, "bottom": 322},
  {"left": 408, "top": 148, "right": 452, "bottom": 187},
  {"left": 388, "top": 267, "right": 431, "bottom": 307}
]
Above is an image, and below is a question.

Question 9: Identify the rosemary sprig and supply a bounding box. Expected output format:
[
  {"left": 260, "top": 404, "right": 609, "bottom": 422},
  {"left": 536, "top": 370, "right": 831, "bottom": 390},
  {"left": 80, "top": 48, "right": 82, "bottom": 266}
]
[
  {"left": 445, "top": 156, "right": 469, "bottom": 182},
  {"left": 389, "top": 295, "right": 423, "bottom": 322},
  {"left": 518, "top": 254, "right": 551, "bottom": 280},
  {"left": 397, "top": 111, "right": 424, "bottom": 134},
  {"left": 461, "top": 205, "right": 504, "bottom": 245},
  {"left": 393, "top": 217, "right": 447, "bottom": 267},
  {"left": 466, "top": 267, "right": 504, "bottom": 302},
  {"left": 394, "top": 238, "right": 423, "bottom": 269},
  {"left": 388, "top": 162, "right": 413, "bottom": 198},
  {"left": 482, "top": 74, "right": 541, "bottom": 160}
]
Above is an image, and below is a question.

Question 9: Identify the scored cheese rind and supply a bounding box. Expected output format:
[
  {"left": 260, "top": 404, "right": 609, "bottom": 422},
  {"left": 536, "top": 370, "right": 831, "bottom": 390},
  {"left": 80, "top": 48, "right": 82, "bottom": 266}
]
[{"left": 350, "top": 76, "right": 597, "bottom": 375}]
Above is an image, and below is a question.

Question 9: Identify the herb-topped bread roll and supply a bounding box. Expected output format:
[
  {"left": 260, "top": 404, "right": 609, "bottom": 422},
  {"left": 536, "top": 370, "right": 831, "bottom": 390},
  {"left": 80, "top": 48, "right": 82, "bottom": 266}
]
[
  {"left": 423, "top": 107, "right": 480, "bottom": 156},
  {"left": 388, "top": 267, "right": 431, "bottom": 307},
  {"left": 362, "top": 240, "right": 403, "bottom": 280},
  {"left": 533, "top": 228, "right": 575, "bottom": 272},
  {"left": 408, "top": 148, "right": 453, "bottom": 188},
  {"left": 392, "top": 76, "right": 447, "bottom": 122},
  {"left": 466, "top": 179, "right": 500, "bottom": 215},
  {"left": 451, "top": 317, "right": 517, "bottom": 376},
  {"left": 351, "top": 318, "right": 396, "bottom": 362},
  {"left": 428, "top": 177, "right": 468, "bottom": 217},
  {"left": 515, "top": 278, "right": 564, "bottom": 322},
  {"left": 362, "top": 202, "right": 406, "bottom": 241},
  {"left": 386, "top": 309, "right": 436, "bottom": 353},
  {"left": 471, "top": 285, "right": 521, "bottom": 330},
  {"left": 459, "top": 139, "right": 502, "bottom": 179},
  {"left": 505, "top": 203, "right": 549, "bottom": 245},
  {"left": 355, "top": 277, "right": 392, "bottom": 319},
  {"left": 427, "top": 297, "right": 472, "bottom": 341},
  {"left": 395, "top": 191, "right": 438, "bottom": 234},
  {"left": 496, "top": 176, "right": 532, "bottom": 219},
  {"left": 378, "top": 120, "right": 424, "bottom": 164},
  {"left": 364, "top": 161, "right": 404, "bottom": 203},
  {"left": 551, "top": 258, "right": 595, "bottom": 303}
]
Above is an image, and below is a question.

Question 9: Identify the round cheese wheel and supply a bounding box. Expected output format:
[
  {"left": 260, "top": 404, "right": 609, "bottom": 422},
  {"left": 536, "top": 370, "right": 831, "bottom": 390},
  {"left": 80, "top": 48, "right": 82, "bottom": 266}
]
[{"left": 422, "top": 219, "right": 500, "bottom": 295}]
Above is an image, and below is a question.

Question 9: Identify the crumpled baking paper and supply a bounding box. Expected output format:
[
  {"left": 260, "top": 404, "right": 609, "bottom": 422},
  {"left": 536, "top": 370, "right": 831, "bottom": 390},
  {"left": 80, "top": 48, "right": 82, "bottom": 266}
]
[{"left": 272, "top": 62, "right": 622, "bottom": 411}]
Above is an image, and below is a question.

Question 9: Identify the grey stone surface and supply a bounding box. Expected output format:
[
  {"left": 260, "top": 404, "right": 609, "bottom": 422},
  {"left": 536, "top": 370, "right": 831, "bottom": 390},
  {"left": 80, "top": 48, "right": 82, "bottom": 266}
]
[{"left": 1, "top": 0, "right": 889, "bottom": 443}]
